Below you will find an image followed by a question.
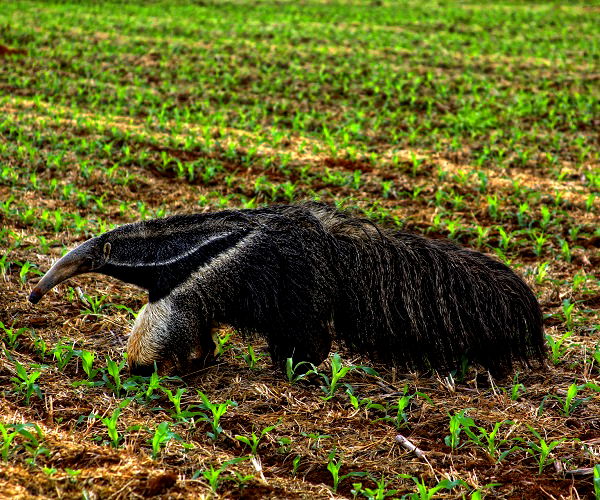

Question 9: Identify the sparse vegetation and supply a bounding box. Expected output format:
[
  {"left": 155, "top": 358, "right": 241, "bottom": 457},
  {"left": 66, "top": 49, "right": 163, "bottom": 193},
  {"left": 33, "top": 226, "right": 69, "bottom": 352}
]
[{"left": 0, "top": 0, "right": 598, "bottom": 497}]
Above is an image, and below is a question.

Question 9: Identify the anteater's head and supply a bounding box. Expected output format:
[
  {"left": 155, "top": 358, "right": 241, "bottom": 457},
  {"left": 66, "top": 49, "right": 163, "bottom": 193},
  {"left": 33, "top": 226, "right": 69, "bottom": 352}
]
[
  {"left": 28, "top": 213, "right": 253, "bottom": 305},
  {"left": 28, "top": 235, "right": 112, "bottom": 304}
]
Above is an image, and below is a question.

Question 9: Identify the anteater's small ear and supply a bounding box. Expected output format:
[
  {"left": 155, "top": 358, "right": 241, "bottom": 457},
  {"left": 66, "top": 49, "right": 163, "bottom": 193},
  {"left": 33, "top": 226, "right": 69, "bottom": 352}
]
[{"left": 103, "top": 242, "right": 111, "bottom": 259}]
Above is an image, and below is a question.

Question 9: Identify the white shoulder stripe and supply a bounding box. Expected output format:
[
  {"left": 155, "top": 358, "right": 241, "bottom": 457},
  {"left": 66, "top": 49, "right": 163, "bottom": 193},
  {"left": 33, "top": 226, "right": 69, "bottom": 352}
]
[
  {"left": 174, "top": 231, "right": 260, "bottom": 295},
  {"left": 108, "top": 232, "right": 235, "bottom": 267}
]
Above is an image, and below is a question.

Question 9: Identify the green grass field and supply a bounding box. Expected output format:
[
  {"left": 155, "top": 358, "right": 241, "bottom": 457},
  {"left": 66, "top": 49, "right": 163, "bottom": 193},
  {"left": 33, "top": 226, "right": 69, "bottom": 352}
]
[{"left": 1, "top": 1, "right": 599, "bottom": 498}]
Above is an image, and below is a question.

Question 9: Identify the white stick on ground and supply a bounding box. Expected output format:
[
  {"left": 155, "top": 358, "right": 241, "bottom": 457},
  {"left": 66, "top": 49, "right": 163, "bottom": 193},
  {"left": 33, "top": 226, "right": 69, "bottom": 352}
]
[{"left": 395, "top": 434, "right": 426, "bottom": 459}]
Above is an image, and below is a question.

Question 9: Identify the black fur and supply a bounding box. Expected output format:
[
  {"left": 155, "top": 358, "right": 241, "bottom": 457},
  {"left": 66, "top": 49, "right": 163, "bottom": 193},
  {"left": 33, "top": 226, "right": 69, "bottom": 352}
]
[{"left": 32, "top": 203, "right": 546, "bottom": 375}]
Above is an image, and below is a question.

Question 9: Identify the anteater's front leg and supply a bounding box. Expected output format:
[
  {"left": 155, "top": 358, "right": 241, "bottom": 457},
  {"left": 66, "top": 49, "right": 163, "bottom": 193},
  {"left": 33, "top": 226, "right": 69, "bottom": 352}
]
[{"left": 127, "top": 295, "right": 216, "bottom": 375}]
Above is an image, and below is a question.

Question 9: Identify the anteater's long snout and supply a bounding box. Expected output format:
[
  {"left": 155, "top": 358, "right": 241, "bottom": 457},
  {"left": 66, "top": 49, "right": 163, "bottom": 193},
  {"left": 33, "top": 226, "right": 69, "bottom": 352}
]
[{"left": 28, "top": 243, "right": 95, "bottom": 304}]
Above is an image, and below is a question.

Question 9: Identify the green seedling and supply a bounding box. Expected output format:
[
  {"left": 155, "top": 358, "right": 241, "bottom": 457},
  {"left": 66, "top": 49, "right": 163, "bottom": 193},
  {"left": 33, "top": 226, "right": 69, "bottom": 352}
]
[
  {"left": 545, "top": 331, "right": 574, "bottom": 365},
  {"left": 532, "top": 232, "right": 547, "bottom": 257},
  {"left": 522, "top": 426, "right": 565, "bottom": 474},
  {"left": 1, "top": 422, "right": 47, "bottom": 463},
  {"left": 541, "top": 383, "right": 592, "bottom": 416},
  {"left": 214, "top": 331, "right": 233, "bottom": 356},
  {"left": 80, "top": 350, "right": 100, "bottom": 380},
  {"left": 561, "top": 299, "right": 575, "bottom": 331},
  {"left": 101, "top": 407, "right": 123, "bottom": 448},
  {"left": 150, "top": 421, "right": 191, "bottom": 459},
  {"left": 320, "top": 353, "right": 378, "bottom": 400},
  {"left": 65, "top": 468, "right": 82, "bottom": 483},
  {"left": 475, "top": 226, "right": 490, "bottom": 247},
  {"left": 18, "top": 261, "right": 42, "bottom": 284},
  {"left": 461, "top": 420, "right": 521, "bottom": 462},
  {"left": 502, "top": 372, "right": 526, "bottom": 401},
  {"left": 539, "top": 205, "right": 552, "bottom": 229},
  {"left": 235, "top": 420, "right": 281, "bottom": 456},
  {"left": 104, "top": 356, "right": 127, "bottom": 397},
  {"left": 0, "top": 322, "right": 27, "bottom": 348},
  {"left": 195, "top": 391, "right": 237, "bottom": 440},
  {"left": 31, "top": 332, "right": 48, "bottom": 361},
  {"left": 291, "top": 455, "right": 302, "bottom": 476},
  {"left": 162, "top": 387, "right": 198, "bottom": 422},
  {"left": 486, "top": 195, "right": 499, "bottom": 220},
  {"left": 0, "top": 253, "right": 10, "bottom": 279},
  {"left": 239, "top": 344, "right": 264, "bottom": 370},
  {"left": 141, "top": 370, "right": 163, "bottom": 402},
  {"left": 351, "top": 474, "right": 398, "bottom": 500},
  {"left": 52, "top": 341, "right": 77, "bottom": 371},
  {"left": 398, "top": 475, "right": 467, "bottom": 500},
  {"left": 285, "top": 357, "right": 318, "bottom": 384},
  {"left": 80, "top": 293, "right": 108, "bottom": 316},
  {"left": 194, "top": 457, "right": 249, "bottom": 493},
  {"left": 327, "top": 450, "right": 367, "bottom": 493},
  {"left": 345, "top": 384, "right": 372, "bottom": 410},
  {"left": 558, "top": 238, "right": 572, "bottom": 263},
  {"left": 445, "top": 409, "right": 475, "bottom": 450},
  {"left": 370, "top": 387, "right": 431, "bottom": 429},
  {"left": 571, "top": 272, "right": 587, "bottom": 293},
  {"left": 301, "top": 431, "right": 331, "bottom": 450},
  {"left": 320, "top": 353, "right": 353, "bottom": 400},
  {"left": 535, "top": 262, "right": 549, "bottom": 284},
  {"left": 11, "top": 360, "right": 43, "bottom": 405}
]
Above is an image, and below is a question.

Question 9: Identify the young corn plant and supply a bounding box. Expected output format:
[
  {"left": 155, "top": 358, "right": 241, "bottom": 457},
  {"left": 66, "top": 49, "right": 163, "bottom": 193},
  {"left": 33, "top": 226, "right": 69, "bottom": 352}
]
[
  {"left": 52, "top": 341, "right": 77, "bottom": 371},
  {"left": 0, "top": 422, "right": 48, "bottom": 464},
  {"left": 319, "top": 353, "right": 378, "bottom": 400},
  {"left": 0, "top": 322, "right": 27, "bottom": 348},
  {"left": 162, "top": 387, "right": 200, "bottom": 422},
  {"left": 326, "top": 450, "right": 367, "bottom": 493},
  {"left": 461, "top": 420, "right": 521, "bottom": 463},
  {"left": 80, "top": 293, "right": 109, "bottom": 316},
  {"left": 235, "top": 421, "right": 280, "bottom": 456},
  {"left": 195, "top": 391, "right": 237, "bottom": 441},
  {"left": 238, "top": 344, "right": 265, "bottom": 370},
  {"left": 193, "top": 457, "right": 249, "bottom": 494},
  {"left": 31, "top": 332, "right": 48, "bottom": 361},
  {"left": 104, "top": 356, "right": 127, "bottom": 397},
  {"left": 545, "top": 331, "right": 574, "bottom": 365},
  {"left": 80, "top": 350, "right": 101, "bottom": 381},
  {"left": 541, "top": 383, "right": 593, "bottom": 417},
  {"left": 561, "top": 299, "right": 576, "bottom": 331},
  {"left": 351, "top": 475, "right": 398, "bottom": 500},
  {"left": 150, "top": 421, "right": 191, "bottom": 459},
  {"left": 101, "top": 406, "right": 123, "bottom": 448},
  {"left": 398, "top": 475, "right": 467, "bottom": 500},
  {"left": 522, "top": 426, "right": 565, "bottom": 474},
  {"left": 301, "top": 431, "right": 331, "bottom": 450},
  {"left": 11, "top": 360, "right": 43, "bottom": 405},
  {"left": 445, "top": 409, "right": 475, "bottom": 450},
  {"left": 370, "top": 387, "right": 431, "bottom": 429},
  {"left": 535, "top": 261, "right": 549, "bottom": 285},
  {"left": 502, "top": 372, "right": 526, "bottom": 401},
  {"left": 214, "top": 331, "right": 234, "bottom": 357},
  {"left": 285, "top": 357, "right": 318, "bottom": 384}
]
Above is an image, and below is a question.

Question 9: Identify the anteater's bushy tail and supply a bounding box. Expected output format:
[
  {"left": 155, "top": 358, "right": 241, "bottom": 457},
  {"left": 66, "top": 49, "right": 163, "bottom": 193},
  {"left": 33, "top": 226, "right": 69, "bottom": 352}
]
[{"left": 307, "top": 204, "right": 545, "bottom": 374}]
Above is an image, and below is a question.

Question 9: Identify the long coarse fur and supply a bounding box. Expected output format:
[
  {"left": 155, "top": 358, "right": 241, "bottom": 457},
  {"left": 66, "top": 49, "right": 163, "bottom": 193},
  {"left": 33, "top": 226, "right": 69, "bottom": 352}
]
[{"left": 30, "top": 203, "right": 546, "bottom": 375}]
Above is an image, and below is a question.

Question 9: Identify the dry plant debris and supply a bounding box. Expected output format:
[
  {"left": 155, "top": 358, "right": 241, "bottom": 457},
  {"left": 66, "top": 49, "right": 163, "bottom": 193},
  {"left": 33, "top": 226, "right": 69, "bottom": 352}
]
[{"left": 0, "top": 0, "right": 598, "bottom": 498}]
